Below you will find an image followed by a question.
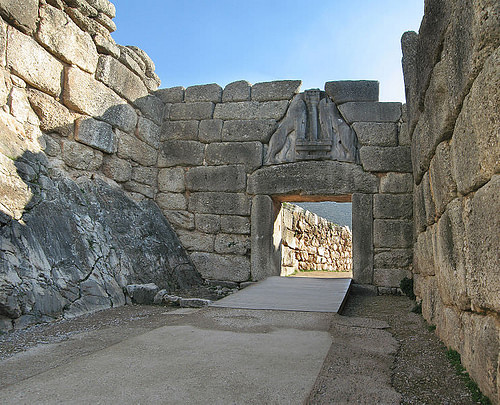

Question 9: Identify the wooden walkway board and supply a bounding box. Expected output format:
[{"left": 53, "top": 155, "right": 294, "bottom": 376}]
[{"left": 210, "top": 276, "right": 352, "bottom": 313}]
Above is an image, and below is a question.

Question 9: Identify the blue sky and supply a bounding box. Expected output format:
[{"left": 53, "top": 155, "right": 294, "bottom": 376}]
[{"left": 112, "top": 1, "right": 423, "bottom": 102}]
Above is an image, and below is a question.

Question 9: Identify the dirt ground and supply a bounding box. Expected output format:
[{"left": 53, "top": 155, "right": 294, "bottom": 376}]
[{"left": 0, "top": 287, "right": 481, "bottom": 404}]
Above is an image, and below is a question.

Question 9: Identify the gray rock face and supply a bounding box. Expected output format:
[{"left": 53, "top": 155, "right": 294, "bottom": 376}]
[
  {"left": 325, "top": 81, "right": 379, "bottom": 105},
  {"left": 75, "top": 117, "right": 116, "bottom": 154}
]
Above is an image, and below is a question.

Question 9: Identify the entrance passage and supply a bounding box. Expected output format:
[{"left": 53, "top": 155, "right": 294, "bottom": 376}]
[{"left": 210, "top": 276, "right": 351, "bottom": 313}]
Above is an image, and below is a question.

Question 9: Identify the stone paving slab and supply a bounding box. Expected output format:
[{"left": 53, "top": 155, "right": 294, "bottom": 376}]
[{"left": 211, "top": 276, "right": 352, "bottom": 312}]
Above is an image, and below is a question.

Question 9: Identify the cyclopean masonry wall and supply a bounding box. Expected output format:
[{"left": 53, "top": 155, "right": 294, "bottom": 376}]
[
  {"left": 277, "top": 203, "right": 352, "bottom": 276},
  {"left": 0, "top": 0, "right": 203, "bottom": 331},
  {"left": 402, "top": 0, "right": 499, "bottom": 401},
  {"left": 156, "top": 80, "right": 414, "bottom": 293}
]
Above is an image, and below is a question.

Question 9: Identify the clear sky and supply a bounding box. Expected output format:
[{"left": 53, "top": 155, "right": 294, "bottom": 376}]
[{"left": 111, "top": 1, "right": 423, "bottom": 102}]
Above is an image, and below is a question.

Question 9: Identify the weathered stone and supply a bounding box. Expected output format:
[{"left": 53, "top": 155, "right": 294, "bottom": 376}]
[
  {"left": 339, "top": 102, "right": 401, "bottom": 123},
  {"left": 398, "top": 122, "right": 410, "bottom": 146},
  {"left": 161, "top": 120, "right": 199, "bottom": 141},
  {"left": 379, "top": 172, "right": 413, "bottom": 194},
  {"left": 95, "top": 12, "right": 116, "bottom": 33},
  {"left": 222, "top": 80, "right": 251, "bottom": 102},
  {"left": 26, "top": 89, "right": 74, "bottom": 137},
  {"left": 7, "top": 27, "right": 64, "bottom": 97},
  {"left": 136, "top": 117, "right": 160, "bottom": 148},
  {"left": 42, "top": 134, "right": 62, "bottom": 157},
  {"left": 8, "top": 86, "right": 30, "bottom": 122},
  {"left": 185, "top": 83, "right": 222, "bottom": 103},
  {"left": 0, "top": 69, "right": 8, "bottom": 106},
  {"left": 205, "top": 142, "right": 262, "bottom": 171},
  {"left": 194, "top": 214, "right": 220, "bottom": 234},
  {"left": 123, "top": 181, "right": 154, "bottom": 199},
  {"left": 125, "top": 283, "right": 159, "bottom": 305},
  {"left": 134, "top": 95, "right": 164, "bottom": 126},
  {"left": 179, "top": 297, "right": 211, "bottom": 308},
  {"left": 74, "top": 117, "right": 115, "bottom": 154},
  {"left": 325, "top": 81, "right": 379, "bottom": 104},
  {"left": 170, "top": 102, "right": 214, "bottom": 121},
  {"left": 186, "top": 165, "right": 246, "bottom": 192},
  {"left": 162, "top": 210, "right": 194, "bottom": 230},
  {"left": 127, "top": 46, "right": 155, "bottom": 77},
  {"left": 189, "top": 192, "right": 250, "bottom": 215},
  {"left": 158, "top": 167, "right": 185, "bottom": 193},
  {"left": 65, "top": 7, "right": 109, "bottom": 38},
  {"left": 37, "top": 5, "right": 98, "bottom": 74},
  {"left": 421, "top": 171, "right": 436, "bottom": 226},
  {"left": 158, "top": 140, "right": 204, "bottom": 167},
  {"left": 93, "top": 32, "right": 120, "bottom": 58},
  {"left": 190, "top": 252, "right": 250, "bottom": 282},
  {"left": 413, "top": 178, "right": 426, "bottom": 233},
  {"left": 374, "top": 268, "right": 410, "bottom": 288},
  {"left": 95, "top": 55, "right": 148, "bottom": 103},
  {"left": 374, "top": 249, "right": 412, "bottom": 269},
  {"left": 451, "top": 47, "right": 500, "bottom": 196},
  {"left": 464, "top": 175, "right": 500, "bottom": 313},
  {"left": 359, "top": 146, "right": 412, "bottom": 173},
  {"left": 63, "top": 67, "right": 137, "bottom": 133},
  {"left": 428, "top": 141, "right": 456, "bottom": 216},
  {"left": 220, "top": 215, "right": 250, "bottom": 235},
  {"left": 401, "top": 30, "right": 420, "bottom": 136},
  {"left": 413, "top": 227, "right": 435, "bottom": 276},
  {"left": 117, "top": 45, "right": 144, "bottom": 75},
  {"left": 64, "top": 0, "right": 99, "bottom": 17},
  {"left": 248, "top": 161, "right": 378, "bottom": 196},
  {"left": 373, "top": 194, "right": 412, "bottom": 219},
  {"left": 85, "top": 0, "right": 115, "bottom": 18},
  {"left": 373, "top": 219, "right": 413, "bottom": 248},
  {"left": 215, "top": 233, "right": 250, "bottom": 255},
  {"left": 155, "top": 86, "right": 184, "bottom": 104},
  {"left": 156, "top": 192, "right": 187, "bottom": 211},
  {"left": 0, "top": 0, "right": 38, "bottom": 34},
  {"left": 116, "top": 130, "right": 157, "bottom": 167},
  {"left": 222, "top": 119, "right": 277, "bottom": 143},
  {"left": 131, "top": 166, "right": 157, "bottom": 186},
  {"left": 214, "top": 101, "right": 289, "bottom": 120},
  {"left": 251, "top": 80, "right": 301, "bottom": 101},
  {"left": 62, "top": 140, "right": 103, "bottom": 170},
  {"left": 352, "top": 193, "right": 373, "bottom": 284},
  {"left": 176, "top": 229, "right": 215, "bottom": 252},
  {"left": 102, "top": 156, "right": 132, "bottom": 183},
  {"left": 352, "top": 122, "right": 398, "bottom": 147},
  {"left": 198, "top": 119, "right": 222, "bottom": 143}
]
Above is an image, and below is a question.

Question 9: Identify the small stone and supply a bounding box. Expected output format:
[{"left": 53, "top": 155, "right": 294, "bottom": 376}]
[
  {"left": 179, "top": 298, "right": 211, "bottom": 308},
  {"left": 125, "top": 283, "right": 159, "bottom": 305}
]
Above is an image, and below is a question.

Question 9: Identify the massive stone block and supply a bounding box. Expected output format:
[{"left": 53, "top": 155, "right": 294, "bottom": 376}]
[
  {"left": 374, "top": 249, "right": 412, "bottom": 269},
  {"left": 156, "top": 192, "right": 187, "bottom": 211},
  {"left": 373, "top": 268, "right": 410, "bottom": 288},
  {"left": 158, "top": 167, "right": 185, "bottom": 193},
  {"left": 0, "top": 0, "right": 38, "bottom": 34},
  {"left": 379, "top": 172, "right": 413, "bottom": 194},
  {"left": 198, "top": 119, "right": 222, "bottom": 143},
  {"left": 158, "top": 140, "right": 204, "bottom": 167},
  {"left": 215, "top": 233, "right": 250, "bottom": 255},
  {"left": 373, "top": 194, "right": 412, "bottom": 220},
  {"left": 189, "top": 192, "right": 250, "bottom": 216},
  {"left": 161, "top": 120, "right": 199, "bottom": 141},
  {"left": 162, "top": 210, "right": 194, "bottom": 230},
  {"left": 352, "top": 122, "right": 398, "bottom": 147},
  {"left": 352, "top": 193, "right": 373, "bottom": 284},
  {"left": 170, "top": 102, "right": 214, "bottom": 121},
  {"left": 214, "top": 101, "right": 289, "bottom": 120},
  {"left": 186, "top": 165, "right": 246, "bottom": 192},
  {"left": 102, "top": 156, "right": 132, "bottom": 183},
  {"left": 116, "top": 130, "right": 157, "bottom": 167},
  {"left": 185, "top": 83, "right": 222, "bottom": 103},
  {"left": 137, "top": 117, "right": 161, "bottom": 148},
  {"left": 176, "top": 229, "right": 215, "bottom": 252},
  {"left": 194, "top": 214, "right": 220, "bottom": 234},
  {"left": 413, "top": 226, "right": 435, "bottom": 276},
  {"left": 325, "top": 80, "right": 379, "bottom": 104},
  {"left": 373, "top": 219, "right": 412, "bottom": 248},
  {"left": 205, "top": 142, "right": 262, "bottom": 171},
  {"left": 190, "top": 252, "right": 250, "bottom": 282},
  {"left": 133, "top": 95, "right": 164, "bottom": 126},
  {"left": 222, "top": 80, "right": 251, "bottom": 102},
  {"left": 222, "top": 119, "right": 277, "bottom": 143},
  {"left": 429, "top": 141, "right": 456, "bottom": 216},
  {"left": 220, "top": 215, "right": 250, "bottom": 235},
  {"left": 359, "top": 146, "right": 412, "bottom": 173},
  {"left": 75, "top": 117, "right": 116, "bottom": 154},
  {"left": 155, "top": 86, "right": 184, "bottom": 104},
  {"left": 339, "top": 102, "right": 401, "bottom": 123},
  {"left": 62, "top": 140, "right": 103, "bottom": 171},
  {"left": 251, "top": 80, "right": 301, "bottom": 101}
]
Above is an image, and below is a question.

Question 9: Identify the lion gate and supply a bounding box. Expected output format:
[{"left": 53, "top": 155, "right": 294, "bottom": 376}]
[{"left": 156, "top": 79, "right": 413, "bottom": 293}]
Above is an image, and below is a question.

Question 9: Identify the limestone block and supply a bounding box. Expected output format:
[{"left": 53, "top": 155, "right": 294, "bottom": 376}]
[
  {"left": 96, "top": 55, "right": 149, "bottom": 104},
  {"left": 190, "top": 252, "right": 250, "bottom": 282},
  {"left": 0, "top": 70, "right": 7, "bottom": 108},
  {"left": 7, "top": 27, "right": 64, "bottom": 97},
  {"left": 373, "top": 194, "right": 412, "bottom": 219},
  {"left": 162, "top": 210, "right": 195, "bottom": 230},
  {"left": 247, "top": 161, "right": 378, "bottom": 196},
  {"left": 222, "top": 119, "right": 277, "bottom": 143},
  {"left": 199, "top": 119, "right": 222, "bottom": 143},
  {"left": 63, "top": 67, "right": 137, "bottom": 133},
  {"left": 435, "top": 305, "right": 463, "bottom": 355},
  {"left": 155, "top": 86, "right": 184, "bottom": 104},
  {"left": 205, "top": 142, "right": 262, "bottom": 171},
  {"left": 117, "top": 45, "right": 144, "bottom": 75},
  {"left": 214, "top": 101, "right": 289, "bottom": 120},
  {"left": 429, "top": 141, "right": 456, "bottom": 216},
  {"left": 359, "top": 146, "right": 412, "bottom": 173},
  {"left": 161, "top": 120, "right": 199, "bottom": 141},
  {"left": 125, "top": 283, "right": 158, "bottom": 305},
  {"left": 352, "top": 122, "right": 398, "bottom": 147},
  {"left": 413, "top": 179, "right": 426, "bottom": 233},
  {"left": 170, "top": 102, "right": 214, "bottom": 121},
  {"left": 42, "top": 134, "right": 62, "bottom": 157},
  {"left": 194, "top": 214, "right": 220, "bottom": 234},
  {"left": 185, "top": 83, "right": 222, "bottom": 103},
  {"left": 123, "top": 181, "right": 154, "bottom": 199},
  {"left": 62, "top": 140, "right": 103, "bottom": 170},
  {"left": 75, "top": 117, "right": 116, "bottom": 154},
  {"left": 26, "top": 89, "right": 74, "bottom": 137},
  {"left": 422, "top": 171, "right": 436, "bottom": 226},
  {"left": 0, "top": 0, "right": 38, "bottom": 34},
  {"left": 398, "top": 122, "right": 410, "bottom": 146},
  {"left": 222, "top": 80, "right": 251, "bottom": 102},
  {"left": 189, "top": 192, "right": 250, "bottom": 215},
  {"left": 95, "top": 12, "right": 115, "bottom": 33},
  {"left": 116, "top": 130, "right": 157, "bottom": 167},
  {"left": 65, "top": 7, "right": 109, "bottom": 38},
  {"left": 379, "top": 172, "right": 413, "bottom": 194},
  {"left": 101, "top": 156, "right": 131, "bottom": 183},
  {"left": 413, "top": 227, "right": 435, "bottom": 276},
  {"left": 186, "top": 165, "right": 246, "bottom": 192},
  {"left": 158, "top": 167, "right": 185, "bottom": 193},
  {"left": 220, "top": 215, "right": 250, "bottom": 234},
  {"left": 374, "top": 249, "right": 412, "bottom": 269},
  {"left": 451, "top": 47, "right": 499, "bottom": 196},
  {"left": 464, "top": 175, "right": 500, "bottom": 313},
  {"left": 157, "top": 140, "right": 204, "bottom": 167},
  {"left": 419, "top": 275, "right": 441, "bottom": 325},
  {"left": 93, "top": 32, "right": 120, "bottom": 58},
  {"left": 373, "top": 268, "right": 410, "bottom": 288},
  {"left": 127, "top": 46, "right": 156, "bottom": 77},
  {"left": 156, "top": 192, "right": 187, "bottom": 211},
  {"left": 134, "top": 95, "right": 164, "bottom": 126},
  {"left": 65, "top": 0, "right": 99, "bottom": 18},
  {"left": 352, "top": 193, "right": 373, "bottom": 284},
  {"left": 37, "top": 5, "right": 98, "bottom": 74},
  {"left": 401, "top": 31, "right": 419, "bottom": 136},
  {"left": 325, "top": 80, "right": 379, "bottom": 104},
  {"left": 176, "top": 229, "right": 215, "bottom": 252},
  {"left": 251, "top": 80, "right": 301, "bottom": 101},
  {"left": 131, "top": 166, "right": 157, "bottom": 186},
  {"left": 339, "top": 102, "right": 401, "bottom": 123},
  {"left": 8, "top": 86, "right": 30, "bottom": 122},
  {"left": 136, "top": 117, "right": 160, "bottom": 149},
  {"left": 373, "top": 219, "right": 412, "bottom": 248},
  {"left": 215, "top": 233, "right": 250, "bottom": 255}
]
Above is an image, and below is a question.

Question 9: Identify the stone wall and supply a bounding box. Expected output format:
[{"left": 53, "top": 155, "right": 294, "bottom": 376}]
[
  {"left": 278, "top": 203, "right": 352, "bottom": 276},
  {"left": 402, "top": 0, "right": 499, "bottom": 402},
  {"left": 0, "top": 0, "right": 202, "bottom": 331}
]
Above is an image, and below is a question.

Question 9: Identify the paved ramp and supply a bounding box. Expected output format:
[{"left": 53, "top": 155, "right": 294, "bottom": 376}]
[{"left": 211, "top": 276, "right": 352, "bottom": 313}]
